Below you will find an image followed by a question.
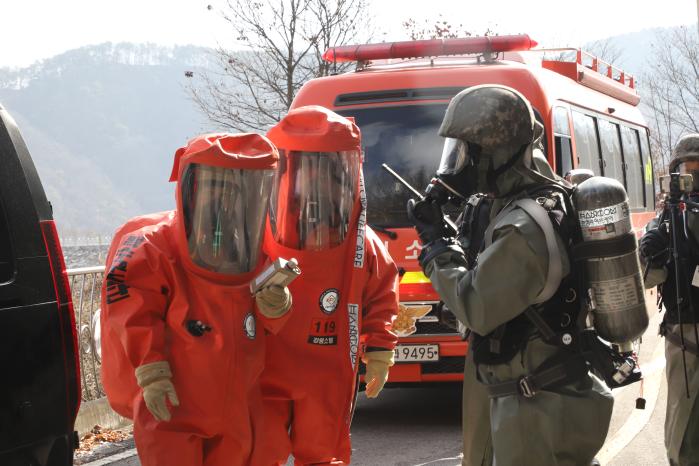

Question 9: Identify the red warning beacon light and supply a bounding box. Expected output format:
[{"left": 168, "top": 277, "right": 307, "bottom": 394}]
[{"left": 322, "top": 34, "right": 538, "bottom": 63}]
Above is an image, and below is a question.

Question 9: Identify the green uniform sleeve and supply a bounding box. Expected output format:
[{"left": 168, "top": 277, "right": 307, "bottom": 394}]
[
  {"left": 640, "top": 217, "right": 668, "bottom": 289},
  {"left": 644, "top": 266, "right": 667, "bottom": 288},
  {"left": 425, "top": 208, "right": 565, "bottom": 336}
]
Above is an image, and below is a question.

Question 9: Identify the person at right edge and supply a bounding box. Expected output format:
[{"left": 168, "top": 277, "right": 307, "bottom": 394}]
[
  {"left": 407, "top": 84, "right": 613, "bottom": 466},
  {"left": 640, "top": 134, "right": 699, "bottom": 466}
]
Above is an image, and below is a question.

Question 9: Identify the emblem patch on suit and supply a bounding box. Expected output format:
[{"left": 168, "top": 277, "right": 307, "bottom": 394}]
[
  {"left": 391, "top": 304, "right": 432, "bottom": 337},
  {"left": 319, "top": 289, "right": 340, "bottom": 314},
  {"left": 243, "top": 312, "right": 256, "bottom": 339}
]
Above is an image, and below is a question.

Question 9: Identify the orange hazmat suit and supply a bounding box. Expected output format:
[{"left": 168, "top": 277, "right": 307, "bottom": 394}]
[{"left": 101, "top": 133, "right": 287, "bottom": 466}]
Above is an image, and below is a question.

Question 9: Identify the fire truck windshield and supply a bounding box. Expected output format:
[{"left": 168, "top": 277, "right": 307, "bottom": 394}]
[{"left": 338, "top": 104, "right": 456, "bottom": 227}]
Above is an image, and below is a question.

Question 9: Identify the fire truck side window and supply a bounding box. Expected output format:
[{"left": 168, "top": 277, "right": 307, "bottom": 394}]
[
  {"left": 554, "top": 138, "right": 573, "bottom": 177},
  {"left": 597, "top": 119, "right": 625, "bottom": 187},
  {"left": 572, "top": 111, "right": 602, "bottom": 175},
  {"left": 620, "top": 126, "right": 645, "bottom": 209},
  {"left": 0, "top": 199, "right": 13, "bottom": 283},
  {"left": 553, "top": 107, "right": 573, "bottom": 176},
  {"left": 639, "top": 132, "right": 654, "bottom": 208}
]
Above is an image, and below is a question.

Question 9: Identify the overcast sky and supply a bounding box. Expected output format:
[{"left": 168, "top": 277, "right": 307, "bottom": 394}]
[{"left": 1, "top": 0, "right": 697, "bottom": 68}]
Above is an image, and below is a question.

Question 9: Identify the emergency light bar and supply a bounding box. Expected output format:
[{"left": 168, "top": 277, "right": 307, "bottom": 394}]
[{"left": 322, "top": 34, "right": 538, "bottom": 63}]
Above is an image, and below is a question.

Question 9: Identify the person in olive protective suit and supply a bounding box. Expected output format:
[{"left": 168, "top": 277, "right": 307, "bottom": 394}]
[
  {"left": 100, "top": 133, "right": 293, "bottom": 466},
  {"left": 407, "top": 84, "right": 613, "bottom": 466},
  {"left": 457, "top": 146, "right": 560, "bottom": 466},
  {"left": 253, "top": 106, "right": 400, "bottom": 466},
  {"left": 640, "top": 133, "right": 699, "bottom": 466}
]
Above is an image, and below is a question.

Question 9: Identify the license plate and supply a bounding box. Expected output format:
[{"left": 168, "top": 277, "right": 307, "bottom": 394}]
[{"left": 393, "top": 344, "right": 439, "bottom": 362}]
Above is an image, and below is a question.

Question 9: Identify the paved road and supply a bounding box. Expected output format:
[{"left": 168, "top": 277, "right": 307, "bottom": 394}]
[{"left": 80, "top": 296, "right": 673, "bottom": 466}]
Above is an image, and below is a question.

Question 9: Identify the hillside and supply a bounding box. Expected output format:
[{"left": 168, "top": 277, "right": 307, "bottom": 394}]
[{"left": 0, "top": 43, "right": 213, "bottom": 236}]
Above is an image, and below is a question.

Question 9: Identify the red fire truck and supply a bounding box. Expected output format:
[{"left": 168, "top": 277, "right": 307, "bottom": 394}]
[{"left": 289, "top": 34, "right": 656, "bottom": 384}]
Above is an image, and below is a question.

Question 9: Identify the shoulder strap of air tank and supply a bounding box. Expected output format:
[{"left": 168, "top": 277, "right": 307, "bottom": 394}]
[
  {"left": 483, "top": 195, "right": 562, "bottom": 304},
  {"left": 514, "top": 198, "right": 563, "bottom": 304}
]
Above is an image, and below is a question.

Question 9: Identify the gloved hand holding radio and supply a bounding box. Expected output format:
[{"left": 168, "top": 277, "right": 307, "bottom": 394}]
[
  {"left": 407, "top": 198, "right": 450, "bottom": 245},
  {"left": 407, "top": 198, "right": 464, "bottom": 270},
  {"left": 135, "top": 361, "right": 179, "bottom": 422},
  {"left": 255, "top": 284, "right": 292, "bottom": 318},
  {"left": 640, "top": 226, "right": 669, "bottom": 268},
  {"left": 362, "top": 350, "right": 395, "bottom": 398}
]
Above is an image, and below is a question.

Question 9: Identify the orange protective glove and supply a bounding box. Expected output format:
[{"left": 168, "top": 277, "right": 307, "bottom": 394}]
[
  {"left": 362, "top": 350, "right": 395, "bottom": 398},
  {"left": 135, "top": 361, "right": 179, "bottom": 422},
  {"left": 255, "top": 284, "right": 292, "bottom": 318}
]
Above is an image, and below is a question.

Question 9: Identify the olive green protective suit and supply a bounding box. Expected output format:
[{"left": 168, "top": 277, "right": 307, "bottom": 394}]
[
  {"left": 425, "top": 85, "right": 613, "bottom": 466},
  {"left": 461, "top": 351, "right": 494, "bottom": 466},
  {"left": 459, "top": 149, "right": 555, "bottom": 466},
  {"left": 644, "top": 244, "right": 699, "bottom": 466},
  {"left": 664, "top": 324, "right": 699, "bottom": 465},
  {"left": 641, "top": 134, "right": 699, "bottom": 465}
]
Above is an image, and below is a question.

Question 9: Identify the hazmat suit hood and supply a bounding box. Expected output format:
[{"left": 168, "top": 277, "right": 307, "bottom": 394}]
[
  {"left": 437, "top": 84, "right": 557, "bottom": 199},
  {"left": 169, "top": 133, "right": 278, "bottom": 282},
  {"left": 267, "top": 105, "right": 363, "bottom": 251}
]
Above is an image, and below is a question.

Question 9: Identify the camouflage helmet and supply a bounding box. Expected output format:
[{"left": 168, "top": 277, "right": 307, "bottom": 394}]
[
  {"left": 439, "top": 84, "right": 539, "bottom": 152},
  {"left": 436, "top": 84, "right": 546, "bottom": 197},
  {"left": 669, "top": 133, "right": 699, "bottom": 172}
]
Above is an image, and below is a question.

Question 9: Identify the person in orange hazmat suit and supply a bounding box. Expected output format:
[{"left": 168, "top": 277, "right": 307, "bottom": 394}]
[
  {"left": 254, "top": 106, "right": 399, "bottom": 466},
  {"left": 100, "top": 133, "right": 292, "bottom": 466}
]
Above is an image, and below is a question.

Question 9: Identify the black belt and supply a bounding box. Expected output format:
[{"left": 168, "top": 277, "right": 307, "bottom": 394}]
[
  {"left": 659, "top": 322, "right": 699, "bottom": 356},
  {"left": 484, "top": 354, "right": 588, "bottom": 399}
]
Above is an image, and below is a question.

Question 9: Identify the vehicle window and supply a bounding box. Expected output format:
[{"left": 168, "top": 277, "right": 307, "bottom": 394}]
[
  {"left": 554, "top": 136, "right": 573, "bottom": 177},
  {"left": 639, "top": 131, "right": 654, "bottom": 208},
  {"left": 337, "top": 104, "right": 451, "bottom": 227},
  {"left": 0, "top": 199, "right": 14, "bottom": 282},
  {"left": 553, "top": 107, "right": 571, "bottom": 136},
  {"left": 572, "top": 111, "right": 602, "bottom": 175},
  {"left": 620, "top": 126, "right": 644, "bottom": 208},
  {"left": 597, "top": 119, "right": 625, "bottom": 186}
]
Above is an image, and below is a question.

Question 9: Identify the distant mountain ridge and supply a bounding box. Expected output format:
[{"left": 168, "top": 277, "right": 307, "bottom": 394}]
[
  {"left": 0, "top": 42, "right": 216, "bottom": 236},
  {"left": 0, "top": 42, "right": 214, "bottom": 90}
]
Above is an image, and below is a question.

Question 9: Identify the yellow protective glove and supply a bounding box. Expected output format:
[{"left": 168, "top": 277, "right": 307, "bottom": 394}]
[
  {"left": 362, "top": 350, "right": 394, "bottom": 399},
  {"left": 135, "top": 361, "right": 179, "bottom": 422},
  {"left": 255, "top": 284, "right": 292, "bottom": 318}
]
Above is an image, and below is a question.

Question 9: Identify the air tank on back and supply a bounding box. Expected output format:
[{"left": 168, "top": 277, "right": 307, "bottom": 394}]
[{"left": 573, "top": 176, "right": 648, "bottom": 346}]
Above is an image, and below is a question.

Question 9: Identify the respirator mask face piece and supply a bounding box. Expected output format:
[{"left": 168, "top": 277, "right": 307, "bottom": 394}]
[
  {"left": 676, "top": 158, "right": 699, "bottom": 192},
  {"left": 436, "top": 138, "right": 478, "bottom": 200}
]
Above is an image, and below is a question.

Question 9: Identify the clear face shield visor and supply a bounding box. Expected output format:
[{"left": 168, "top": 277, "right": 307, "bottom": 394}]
[
  {"left": 180, "top": 163, "right": 274, "bottom": 274},
  {"left": 270, "top": 150, "right": 360, "bottom": 250},
  {"left": 437, "top": 138, "right": 471, "bottom": 177}
]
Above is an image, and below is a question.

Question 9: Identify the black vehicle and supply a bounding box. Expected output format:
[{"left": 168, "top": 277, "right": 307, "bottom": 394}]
[{"left": 0, "top": 104, "right": 80, "bottom": 465}]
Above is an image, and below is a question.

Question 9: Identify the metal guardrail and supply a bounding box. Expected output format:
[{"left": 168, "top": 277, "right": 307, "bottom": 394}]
[{"left": 68, "top": 266, "right": 105, "bottom": 402}]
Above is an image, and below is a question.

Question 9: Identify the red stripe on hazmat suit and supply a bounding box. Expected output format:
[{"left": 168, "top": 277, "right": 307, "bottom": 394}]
[
  {"left": 254, "top": 106, "right": 399, "bottom": 465},
  {"left": 100, "top": 133, "right": 287, "bottom": 466}
]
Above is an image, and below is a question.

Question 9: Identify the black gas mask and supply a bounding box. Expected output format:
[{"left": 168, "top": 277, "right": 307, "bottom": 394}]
[{"left": 432, "top": 138, "right": 478, "bottom": 204}]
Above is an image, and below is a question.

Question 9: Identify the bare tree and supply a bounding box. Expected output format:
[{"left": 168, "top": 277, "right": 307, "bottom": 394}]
[
  {"left": 402, "top": 14, "right": 490, "bottom": 40},
  {"left": 643, "top": 25, "right": 699, "bottom": 171},
  {"left": 542, "top": 37, "right": 624, "bottom": 65},
  {"left": 585, "top": 38, "right": 623, "bottom": 64},
  {"left": 189, "top": 0, "right": 371, "bottom": 132}
]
